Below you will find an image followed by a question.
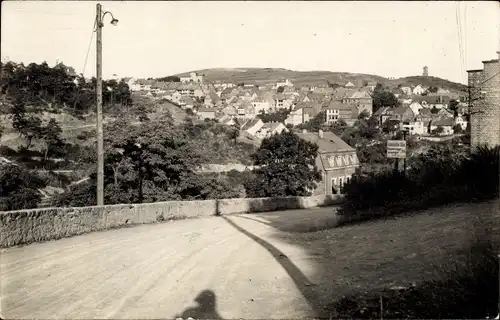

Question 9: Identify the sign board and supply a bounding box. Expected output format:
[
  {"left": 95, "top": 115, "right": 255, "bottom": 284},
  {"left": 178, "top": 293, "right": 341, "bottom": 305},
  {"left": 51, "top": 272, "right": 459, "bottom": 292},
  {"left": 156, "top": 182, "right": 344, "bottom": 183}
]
[{"left": 387, "top": 140, "right": 407, "bottom": 159}]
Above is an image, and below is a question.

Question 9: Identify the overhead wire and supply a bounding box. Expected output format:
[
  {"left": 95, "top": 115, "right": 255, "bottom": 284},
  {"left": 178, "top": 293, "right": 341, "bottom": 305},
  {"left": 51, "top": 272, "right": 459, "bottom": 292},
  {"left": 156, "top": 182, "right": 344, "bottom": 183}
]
[
  {"left": 455, "top": 2, "right": 467, "bottom": 83},
  {"left": 464, "top": 2, "right": 468, "bottom": 73},
  {"left": 458, "top": 2, "right": 466, "bottom": 83},
  {"left": 82, "top": 16, "right": 97, "bottom": 78}
]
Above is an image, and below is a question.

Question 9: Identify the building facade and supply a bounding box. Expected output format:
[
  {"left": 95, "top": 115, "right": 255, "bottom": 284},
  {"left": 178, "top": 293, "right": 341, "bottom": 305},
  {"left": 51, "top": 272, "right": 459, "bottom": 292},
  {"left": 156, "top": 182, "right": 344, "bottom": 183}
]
[
  {"left": 297, "top": 130, "right": 359, "bottom": 195},
  {"left": 467, "top": 53, "right": 500, "bottom": 149}
]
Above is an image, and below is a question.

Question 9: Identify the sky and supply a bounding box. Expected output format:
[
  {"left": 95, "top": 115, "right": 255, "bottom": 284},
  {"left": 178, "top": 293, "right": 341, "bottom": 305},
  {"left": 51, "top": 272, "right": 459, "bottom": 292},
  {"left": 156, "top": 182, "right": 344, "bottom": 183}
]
[{"left": 2, "top": 1, "right": 499, "bottom": 84}]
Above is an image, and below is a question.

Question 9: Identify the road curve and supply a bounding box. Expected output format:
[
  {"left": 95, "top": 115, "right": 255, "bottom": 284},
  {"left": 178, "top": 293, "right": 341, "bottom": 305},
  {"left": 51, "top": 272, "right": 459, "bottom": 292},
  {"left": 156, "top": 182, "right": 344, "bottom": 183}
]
[{"left": 1, "top": 207, "right": 338, "bottom": 319}]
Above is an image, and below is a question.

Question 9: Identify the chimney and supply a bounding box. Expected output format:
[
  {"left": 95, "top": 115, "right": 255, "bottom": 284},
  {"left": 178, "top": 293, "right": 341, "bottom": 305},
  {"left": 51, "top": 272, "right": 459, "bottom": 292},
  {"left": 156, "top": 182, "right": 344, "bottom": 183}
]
[{"left": 318, "top": 129, "right": 324, "bottom": 138}]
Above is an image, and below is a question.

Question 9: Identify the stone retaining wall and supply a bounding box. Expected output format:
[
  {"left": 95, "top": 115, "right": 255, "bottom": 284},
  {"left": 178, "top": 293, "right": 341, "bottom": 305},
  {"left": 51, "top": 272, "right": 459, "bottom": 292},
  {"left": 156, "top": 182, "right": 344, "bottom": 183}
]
[{"left": 0, "top": 194, "right": 344, "bottom": 248}]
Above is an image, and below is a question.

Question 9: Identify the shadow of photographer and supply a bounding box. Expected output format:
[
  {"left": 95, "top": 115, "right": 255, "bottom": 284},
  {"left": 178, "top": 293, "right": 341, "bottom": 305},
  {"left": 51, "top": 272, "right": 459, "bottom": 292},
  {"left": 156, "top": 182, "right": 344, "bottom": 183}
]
[{"left": 175, "top": 290, "right": 224, "bottom": 320}]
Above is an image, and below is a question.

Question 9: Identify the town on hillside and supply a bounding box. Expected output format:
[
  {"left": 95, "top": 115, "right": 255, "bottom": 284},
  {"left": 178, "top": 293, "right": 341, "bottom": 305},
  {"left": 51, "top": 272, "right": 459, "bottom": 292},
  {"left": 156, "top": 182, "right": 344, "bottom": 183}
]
[
  {"left": 1, "top": 2, "right": 499, "bottom": 319},
  {"left": 126, "top": 66, "right": 468, "bottom": 142}
]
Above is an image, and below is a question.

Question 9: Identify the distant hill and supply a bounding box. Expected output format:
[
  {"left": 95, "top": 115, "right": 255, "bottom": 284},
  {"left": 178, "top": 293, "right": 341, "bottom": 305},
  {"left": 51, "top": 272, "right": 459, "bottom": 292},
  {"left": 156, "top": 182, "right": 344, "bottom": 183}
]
[
  {"left": 175, "top": 68, "right": 466, "bottom": 92},
  {"left": 387, "top": 76, "right": 466, "bottom": 92}
]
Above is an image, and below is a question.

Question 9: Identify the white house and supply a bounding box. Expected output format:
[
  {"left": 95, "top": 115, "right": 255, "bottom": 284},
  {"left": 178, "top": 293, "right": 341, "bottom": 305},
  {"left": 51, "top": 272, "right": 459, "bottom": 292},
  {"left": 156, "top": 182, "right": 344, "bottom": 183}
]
[
  {"left": 240, "top": 118, "right": 265, "bottom": 136},
  {"left": 252, "top": 100, "right": 271, "bottom": 114},
  {"left": 402, "top": 120, "right": 427, "bottom": 135},
  {"left": 401, "top": 87, "right": 413, "bottom": 95},
  {"left": 430, "top": 117, "right": 454, "bottom": 136},
  {"left": 409, "top": 101, "right": 424, "bottom": 115},
  {"left": 255, "top": 122, "right": 288, "bottom": 139},
  {"left": 454, "top": 115, "right": 468, "bottom": 131},
  {"left": 276, "top": 79, "right": 294, "bottom": 88},
  {"left": 285, "top": 107, "right": 310, "bottom": 126},
  {"left": 412, "top": 84, "right": 427, "bottom": 95},
  {"left": 180, "top": 72, "right": 204, "bottom": 84}
]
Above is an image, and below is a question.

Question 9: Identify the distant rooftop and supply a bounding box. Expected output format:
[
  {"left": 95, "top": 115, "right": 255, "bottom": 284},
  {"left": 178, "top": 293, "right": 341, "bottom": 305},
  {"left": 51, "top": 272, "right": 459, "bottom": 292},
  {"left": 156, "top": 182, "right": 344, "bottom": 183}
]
[{"left": 297, "top": 131, "right": 355, "bottom": 153}]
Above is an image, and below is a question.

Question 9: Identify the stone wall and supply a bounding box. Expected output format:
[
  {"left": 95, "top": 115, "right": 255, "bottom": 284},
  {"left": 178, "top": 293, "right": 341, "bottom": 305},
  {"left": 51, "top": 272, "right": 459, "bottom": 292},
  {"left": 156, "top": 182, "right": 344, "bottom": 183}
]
[{"left": 0, "top": 194, "right": 344, "bottom": 248}]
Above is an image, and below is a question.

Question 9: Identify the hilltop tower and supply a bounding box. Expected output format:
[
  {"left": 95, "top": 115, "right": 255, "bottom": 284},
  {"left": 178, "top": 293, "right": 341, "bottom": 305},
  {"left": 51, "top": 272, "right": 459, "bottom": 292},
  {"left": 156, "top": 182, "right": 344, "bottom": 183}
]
[{"left": 422, "top": 66, "right": 428, "bottom": 77}]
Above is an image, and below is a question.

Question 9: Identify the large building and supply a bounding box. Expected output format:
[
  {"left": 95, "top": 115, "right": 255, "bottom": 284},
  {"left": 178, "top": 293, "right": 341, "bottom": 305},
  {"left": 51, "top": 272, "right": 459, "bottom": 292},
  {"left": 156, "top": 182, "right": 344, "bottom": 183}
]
[
  {"left": 297, "top": 130, "right": 359, "bottom": 195},
  {"left": 467, "top": 52, "right": 500, "bottom": 149}
]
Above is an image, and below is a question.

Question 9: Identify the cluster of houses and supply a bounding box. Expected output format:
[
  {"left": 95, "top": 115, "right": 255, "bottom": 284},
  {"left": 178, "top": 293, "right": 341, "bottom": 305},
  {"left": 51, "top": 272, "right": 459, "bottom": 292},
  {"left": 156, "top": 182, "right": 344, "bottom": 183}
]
[
  {"left": 123, "top": 73, "right": 470, "bottom": 195},
  {"left": 126, "top": 73, "right": 466, "bottom": 140},
  {"left": 374, "top": 93, "right": 468, "bottom": 136}
]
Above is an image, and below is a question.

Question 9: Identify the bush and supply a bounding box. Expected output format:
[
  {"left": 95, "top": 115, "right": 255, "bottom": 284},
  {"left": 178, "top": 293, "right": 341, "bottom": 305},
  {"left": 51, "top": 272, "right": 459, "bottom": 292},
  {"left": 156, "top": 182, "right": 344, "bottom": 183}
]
[
  {"left": 339, "top": 145, "right": 499, "bottom": 221},
  {"left": 0, "top": 164, "right": 47, "bottom": 210}
]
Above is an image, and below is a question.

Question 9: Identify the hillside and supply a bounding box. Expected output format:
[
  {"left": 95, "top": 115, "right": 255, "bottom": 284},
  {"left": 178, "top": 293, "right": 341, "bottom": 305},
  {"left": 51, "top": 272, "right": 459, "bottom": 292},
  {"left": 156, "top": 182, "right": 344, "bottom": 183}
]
[
  {"left": 176, "top": 68, "right": 387, "bottom": 87},
  {"left": 175, "top": 68, "right": 466, "bottom": 91},
  {"left": 387, "top": 76, "right": 467, "bottom": 92}
]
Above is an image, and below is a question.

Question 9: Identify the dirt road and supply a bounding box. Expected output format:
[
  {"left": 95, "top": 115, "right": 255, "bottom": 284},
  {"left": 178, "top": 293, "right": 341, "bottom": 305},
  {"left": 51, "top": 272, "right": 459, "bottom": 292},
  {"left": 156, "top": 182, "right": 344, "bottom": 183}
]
[{"left": 1, "top": 207, "right": 338, "bottom": 319}]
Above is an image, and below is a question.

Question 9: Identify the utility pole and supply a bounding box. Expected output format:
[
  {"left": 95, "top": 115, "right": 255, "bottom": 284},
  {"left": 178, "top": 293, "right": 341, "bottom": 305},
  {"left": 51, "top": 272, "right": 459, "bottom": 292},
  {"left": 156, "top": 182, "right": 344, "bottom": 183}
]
[
  {"left": 402, "top": 129, "right": 407, "bottom": 175},
  {"left": 96, "top": 3, "right": 104, "bottom": 206}
]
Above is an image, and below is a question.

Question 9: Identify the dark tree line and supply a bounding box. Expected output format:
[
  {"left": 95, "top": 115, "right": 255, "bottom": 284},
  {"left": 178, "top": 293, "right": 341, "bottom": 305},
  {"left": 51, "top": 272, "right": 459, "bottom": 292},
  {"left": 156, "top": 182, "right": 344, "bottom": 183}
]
[{"left": 1, "top": 61, "right": 132, "bottom": 114}]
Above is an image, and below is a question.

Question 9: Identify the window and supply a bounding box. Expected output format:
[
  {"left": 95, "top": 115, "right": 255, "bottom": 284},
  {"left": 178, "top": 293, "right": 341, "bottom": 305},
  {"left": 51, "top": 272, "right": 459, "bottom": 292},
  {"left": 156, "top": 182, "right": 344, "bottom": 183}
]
[
  {"left": 336, "top": 156, "right": 342, "bottom": 167},
  {"left": 331, "top": 178, "right": 338, "bottom": 194},
  {"left": 349, "top": 154, "right": 358, "bottom": 165},
  {"left": 343, "top": 155, "right": 350, "bottom": 165}
]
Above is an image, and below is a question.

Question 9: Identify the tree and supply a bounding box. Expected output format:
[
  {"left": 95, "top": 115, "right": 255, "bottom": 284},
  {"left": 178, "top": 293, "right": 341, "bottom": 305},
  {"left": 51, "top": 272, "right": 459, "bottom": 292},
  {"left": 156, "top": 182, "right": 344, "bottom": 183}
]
[
  {"left": 157, "top": 76, "right": 181, "bottom": 82},
  {"left": 357, "top": 117, "right": 380, "bottom": 139},
  {"left": 299, "top": 111, "right": 326, "bottom": 132},
  {"left": 358, "top": 110, "right": 370, "bottom": 120},
  {"left": 453, "top": 124, "right": 464, "bottom": 134},
  {"left": 226, "top": 124, "right": 240, "bottom": 144},
  {"left": 431, "top": 125, "right": 444, "bottom": 136},
  {"left": 430, "top": 106, "right": 439, "bottom": 114},
  {"left": 372, "top": 84, "right": 399, "bottom": 113},
  {"left": 277, "top": 86, "right": 284, "bottom": 93},
  {"left": 257, "top": 109, "right": 290, "bottom": 123},
  {"left": 245, "top": 131, "right": 321, "bottom": 197},
  {"left": 11, "top": 97, "right": 43, "bottom": 149},
  {"left": 0, "top": 164, "right": 47, "bottom": 211},
  {"left": 40, "top": 118, "right": 64, "bottom": 160},
  {"left": 382, "top": 119, "right": 400, "bottom": 134},
  {"left": 427, "top": 86, "right": 439, "bottom": 93},
  {"left": 101, "top": 118, "right": 208, "bottom": 204},
  {"left": 449, "top": 100, "right": 460, "bottom": 116}
]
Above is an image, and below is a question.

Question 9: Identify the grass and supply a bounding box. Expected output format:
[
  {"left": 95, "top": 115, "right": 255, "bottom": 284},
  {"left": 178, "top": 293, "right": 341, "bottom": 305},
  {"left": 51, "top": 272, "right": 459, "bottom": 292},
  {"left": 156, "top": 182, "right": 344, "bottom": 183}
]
[
  {"left": 328, "top": 239, "right": 499, "bottom": 319},
  {"left": 267, "top": 200, "right": 499, "bottom": 318}
]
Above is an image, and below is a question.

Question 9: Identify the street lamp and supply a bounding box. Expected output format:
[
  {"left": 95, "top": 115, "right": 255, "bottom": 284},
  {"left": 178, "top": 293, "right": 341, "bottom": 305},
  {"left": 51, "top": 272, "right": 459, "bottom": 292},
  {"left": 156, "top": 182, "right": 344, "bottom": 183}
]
[{"left": 95, "top": 3, "right": 119, "bottom": 206}]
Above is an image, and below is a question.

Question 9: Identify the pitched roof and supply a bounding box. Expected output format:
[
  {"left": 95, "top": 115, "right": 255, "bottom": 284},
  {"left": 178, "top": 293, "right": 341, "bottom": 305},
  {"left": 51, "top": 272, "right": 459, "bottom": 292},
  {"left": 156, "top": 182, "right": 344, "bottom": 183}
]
[
  {"left": 350, "top": 90, "right": 372, "bottom": 99},
  {"left": 297, "top": 131, "right": 355, "bottom": 153},
  {"left": 411, "top": 95, "right": 451, "bottom": 104},
  {"left": 331, "top": 88, "right": 357, "bottom": 99},
  {"left": 431, "top": 117, "right": 454, "bottom": 127},
  {"left": 198, "top": 107, "right": 217, "bottom": 113},
  {"left": 392, "top": 106, "right": 411, "bottom": 116},
  {"left": 241, "top": 118, "right": 263, "bottom": 131},
  {"left": 324, "top": 100, "right": 355, "bottom": 111},
  {"left": 262, "top": 122, "right": 285, "bottom": 131},
  {"left": 373, "top": 106, "right": 392, "bottom": 116}
]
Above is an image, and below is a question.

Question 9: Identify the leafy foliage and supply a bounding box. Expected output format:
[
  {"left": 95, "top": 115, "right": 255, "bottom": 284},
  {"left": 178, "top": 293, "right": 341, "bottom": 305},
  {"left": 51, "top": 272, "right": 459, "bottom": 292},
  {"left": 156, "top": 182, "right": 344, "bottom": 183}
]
[
  {"left": 298, "top": 111, "right": 326, "bottom": 132},
  {"left": 372, "top": 84, "right": 399, "bottom": 113},
  {"left": 257, "top": 109, "right": 291, "bottom": 123},
  {"left": 0, "top": 164, "right": 47, "bottom": 210},
  {"left": 340, "top": 143, "right": 498, "bottom": 221},
  {"left": 245, "top": 131, "right": 321, "bottom": 197},
  {"left": 1, "top": 60, "right": 132, "bottom": 114},
  {"left": 156, "top": 76, "right": 181, "bottom": 82}
]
